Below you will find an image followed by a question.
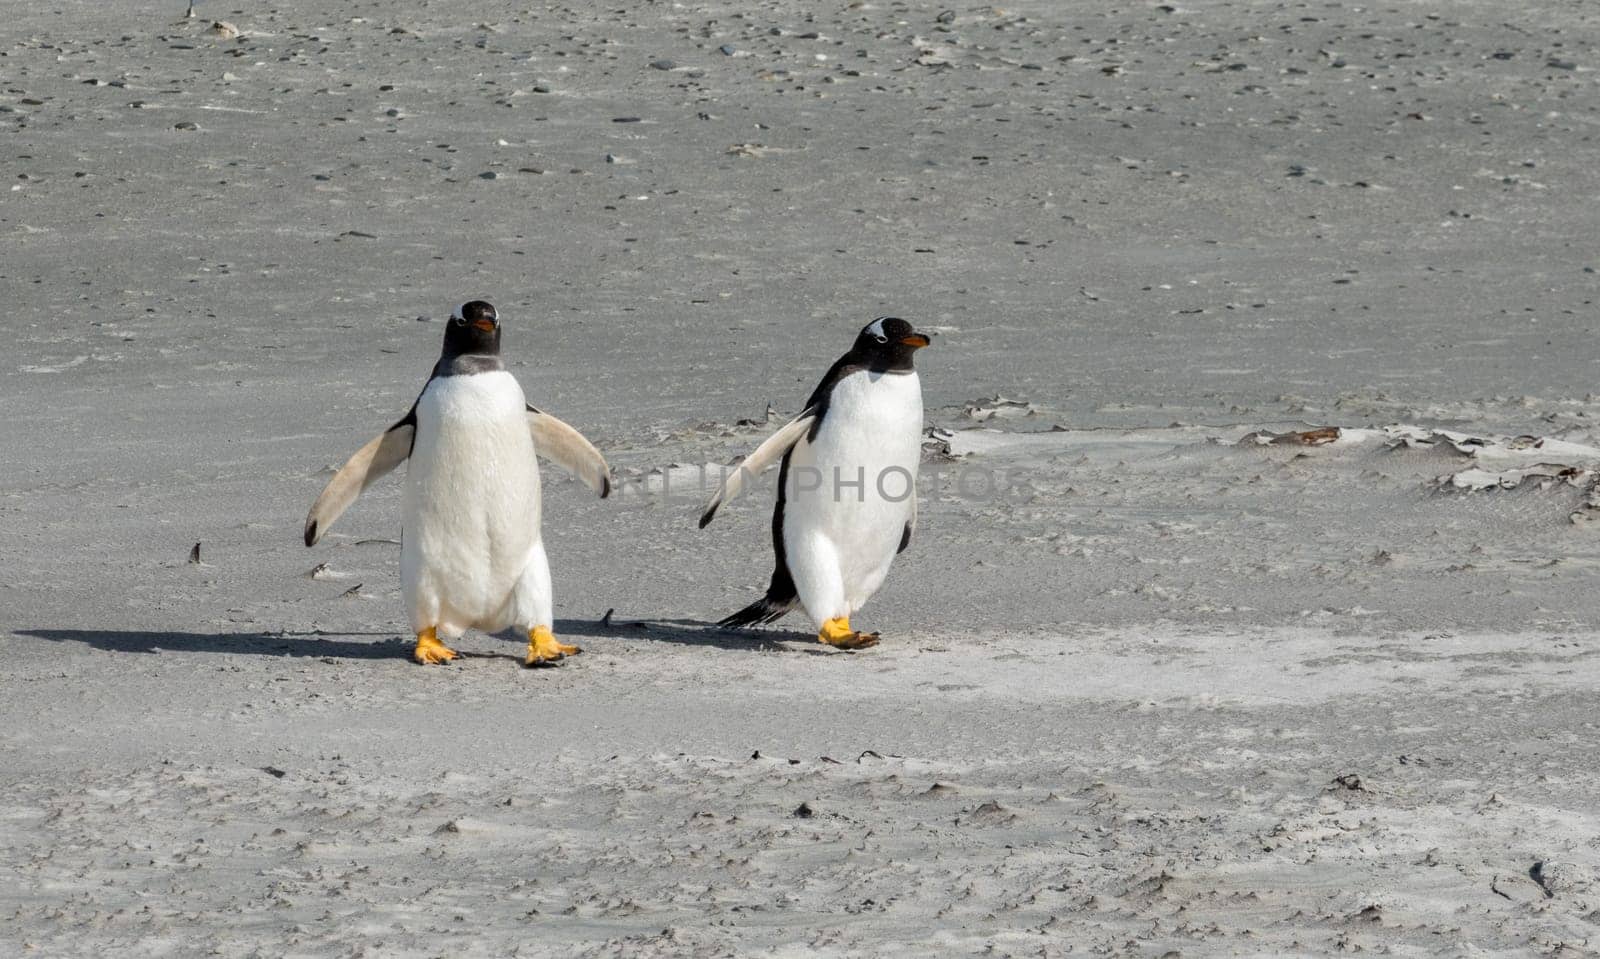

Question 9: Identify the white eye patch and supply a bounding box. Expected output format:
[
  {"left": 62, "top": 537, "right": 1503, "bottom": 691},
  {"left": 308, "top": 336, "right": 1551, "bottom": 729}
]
[
  {"left": 450, "top": 303, "right": 467, "bottom": 324},
  {"left": 865, "top": 316, "right": 890, "bottom": 343}
]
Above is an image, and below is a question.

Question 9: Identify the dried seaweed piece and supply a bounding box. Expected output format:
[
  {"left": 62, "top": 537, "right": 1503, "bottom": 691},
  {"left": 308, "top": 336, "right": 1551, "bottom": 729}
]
[{"left": 1241, "top": 426, "right": 1342, "bottom": 446}]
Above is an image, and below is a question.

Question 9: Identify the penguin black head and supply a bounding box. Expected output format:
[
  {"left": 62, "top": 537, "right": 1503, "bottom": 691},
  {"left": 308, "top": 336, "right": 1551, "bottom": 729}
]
[
  {"left": 442, "top": 300, "right": 501, "bottom": 357},
  {"left": 850, "top": 316, "right": 931, "bottom": 373}
]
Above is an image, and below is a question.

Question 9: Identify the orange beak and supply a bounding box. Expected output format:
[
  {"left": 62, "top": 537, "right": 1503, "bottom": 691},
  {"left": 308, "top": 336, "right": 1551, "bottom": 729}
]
[
  {"left": 473, "top": 319, "right": 496, "bottom": 333},
  {"left": 899, "top": 332, "right": 931, "bottom": 348}
]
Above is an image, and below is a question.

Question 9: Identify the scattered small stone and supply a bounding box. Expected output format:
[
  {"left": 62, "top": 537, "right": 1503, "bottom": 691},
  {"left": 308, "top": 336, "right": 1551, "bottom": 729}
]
[
  {"left": 649, "top": 59, "right": 676, "bottom": 71},
  {"left": 612, "top": 116, "right": 642, "bottom": 123},
  {"left": 792, "top": 802, "right": 814, "bottom": 819},
  {"left": 340, "top": 583, "right": 364, "bottom": 598},
  {"left": 210, "top": 21, "right": 240, "bottom": 40},
  {"left": 173, "top": 121, "right": 199, "bottom": 131},
  {"left": 719, "top": 44, "right": 736, "bottom": 56},
  {"left": 260, "top": 766, "right": 287, "bottom": 778},
  {"left": 1530, "top": 861, "right": 1556, "bottom": 899},
  {"left": 1331, "top": 773, "right": 1368, "bottom": 792},
  {"left": 188, "top": 542, "right": 202, "bottom": 564},
  {"left": 478, "top": 171, "right": 498, "bottom": 180},
  {"left": 936, "top": 10, "right": 956, "bottom": 24}
]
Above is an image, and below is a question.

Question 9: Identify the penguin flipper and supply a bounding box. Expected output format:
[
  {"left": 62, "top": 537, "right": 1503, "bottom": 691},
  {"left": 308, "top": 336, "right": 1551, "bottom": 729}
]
[
  {"left": 699, "top": 407, "right": 818, "bottom": 528},
  {"left": 526, "top": 407, "right": 613, "bottom": 498},
  {"left": 898, "top": 493, "right": 916, "bottom": 554},
  {"left": 303, "top": 423, "right": 414, "bottom": 546}
]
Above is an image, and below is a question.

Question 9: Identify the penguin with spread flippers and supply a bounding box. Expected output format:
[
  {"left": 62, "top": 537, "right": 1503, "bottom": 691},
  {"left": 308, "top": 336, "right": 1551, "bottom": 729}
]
[
  {"left": 304, "top": 301, "right": 612, "bottom": 667},
  {"left": 701, "top": 317, "right": 930, "bottom": 649}
]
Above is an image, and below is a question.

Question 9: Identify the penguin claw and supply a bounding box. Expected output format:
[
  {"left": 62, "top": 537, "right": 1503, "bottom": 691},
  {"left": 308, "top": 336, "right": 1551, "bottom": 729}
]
[
  {"left": 834, "top": 631, "right": 881, "bottom": 650},
  {"left": 413, "top": 630, "right": 459, "bottom": 665},
  {"left": 818, "top": 618, "right": 881, "bottom": 650},
  {"left": 526, "top": 626, "right": 580, "bottom": 668}
]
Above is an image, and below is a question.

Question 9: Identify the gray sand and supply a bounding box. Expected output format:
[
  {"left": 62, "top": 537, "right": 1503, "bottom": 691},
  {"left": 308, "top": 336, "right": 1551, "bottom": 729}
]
[{"left": 4, "top": 1, "right": 1600, "bottom": 955}]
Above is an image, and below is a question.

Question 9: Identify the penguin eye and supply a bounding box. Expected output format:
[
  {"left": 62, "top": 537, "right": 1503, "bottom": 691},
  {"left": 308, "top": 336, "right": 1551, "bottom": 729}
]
[
  {"left": 452, "top": 316, "right": 467, "bottom": 327},
  {"left": 873, "top": 333, "right": 888, "bottom": 344}
]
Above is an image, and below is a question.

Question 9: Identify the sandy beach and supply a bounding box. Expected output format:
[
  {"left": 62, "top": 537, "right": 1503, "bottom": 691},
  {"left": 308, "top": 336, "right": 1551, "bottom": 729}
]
[{"left": 5, "top": 1, "right": 1600, "bottom": 955}]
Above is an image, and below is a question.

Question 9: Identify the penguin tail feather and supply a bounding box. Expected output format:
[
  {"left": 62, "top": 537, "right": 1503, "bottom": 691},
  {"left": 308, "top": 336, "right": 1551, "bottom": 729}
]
[{"left": 717, "top": 595, "right": 798, "bottom": 629}]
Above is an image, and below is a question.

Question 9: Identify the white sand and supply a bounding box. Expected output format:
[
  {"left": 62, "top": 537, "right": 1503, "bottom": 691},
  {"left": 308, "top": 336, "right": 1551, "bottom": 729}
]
[{"left": 5, "top": 1, "right": 1600, "bottom": 955}]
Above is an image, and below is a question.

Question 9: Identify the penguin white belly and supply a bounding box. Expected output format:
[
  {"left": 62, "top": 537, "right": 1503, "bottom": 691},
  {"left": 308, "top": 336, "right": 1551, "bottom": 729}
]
[
  {"left": 784, "top": 370, "right": 922, "bottom": 624},
  {"left": 401, "top": 370, "right": 542, "bottom": 637}
]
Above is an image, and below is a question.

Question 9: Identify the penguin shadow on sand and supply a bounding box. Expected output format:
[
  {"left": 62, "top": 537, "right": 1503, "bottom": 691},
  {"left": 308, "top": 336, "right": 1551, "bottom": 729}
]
[
  {"left": 441, "top": 615, "right": 839, "bottom": 665},
  {"left": 15, "top": 628, "right": 409, "bottom": 661},
  {"left": 561, "top": 613, "right": 837, "bottom": 656},
  {"left": 15, "top": 619, "right": 835, "bottom": 665}
]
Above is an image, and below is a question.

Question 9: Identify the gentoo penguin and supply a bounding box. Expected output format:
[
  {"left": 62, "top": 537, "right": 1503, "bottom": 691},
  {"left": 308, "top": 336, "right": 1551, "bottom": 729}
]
[
  {"left": 700, "top": 316, "right": 930, "bottom": 649},
  {"left": 303, "top": 300, "right": 612, "bottom": 667}
]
